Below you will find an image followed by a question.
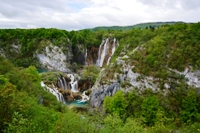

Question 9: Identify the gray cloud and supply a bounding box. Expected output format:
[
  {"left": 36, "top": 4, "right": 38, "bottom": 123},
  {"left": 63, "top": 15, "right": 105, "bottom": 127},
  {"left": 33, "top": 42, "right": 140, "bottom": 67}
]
[
  {"left": 0, "top": 0, "right": 199, "bottom": 30},
  {"left": 180, "top": 0, "right": 200, "bottom": 10},
  {"left": 137, "top": 0, "right": 200, "bottom": 10}
]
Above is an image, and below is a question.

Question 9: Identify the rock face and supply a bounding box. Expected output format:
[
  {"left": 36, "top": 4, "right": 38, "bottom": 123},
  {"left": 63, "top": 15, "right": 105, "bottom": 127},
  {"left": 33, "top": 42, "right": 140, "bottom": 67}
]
[
  {"left": 72, "top": 45, "right": 99, "bottom": 66},
  {"left": 85, "top": 46, "right": 99, "bottom": 65},
  {"left": 78, "top": 79, "right": 92, "bottom": 92},
  {"left": 90, "top": 82, "right": 120, "bottom": 108},
  {"left": 0, "top": 41, "right": 21, "bottom": 58},
  {"left": 72, "top": 44, "right": 85, "bottom": 64},
  {"left": 60, "top": 89, "right": 82, "bottom": 102},
  {"left": 169, "top": 67, "right": 200, "bottom": 88},
  {"left": 36, "top": 44, "right": 71, "bottom": 73}
]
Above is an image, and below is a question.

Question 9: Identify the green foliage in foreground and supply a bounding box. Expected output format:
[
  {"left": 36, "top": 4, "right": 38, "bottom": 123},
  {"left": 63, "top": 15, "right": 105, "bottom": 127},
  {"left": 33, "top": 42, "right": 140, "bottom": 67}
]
[
  {"left": 0, "top": 56, "right": 98, "bottom": 133},
  {"left": 102, "top": 87, "right": 200, "bottom": 133}
]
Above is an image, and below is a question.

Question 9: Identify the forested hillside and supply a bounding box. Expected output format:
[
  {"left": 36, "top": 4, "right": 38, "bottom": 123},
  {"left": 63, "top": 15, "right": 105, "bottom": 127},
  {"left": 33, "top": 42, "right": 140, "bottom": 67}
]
[
  {"left": 0, "top": 22, "right": 200, "bottom": 132},
  {"left": 90, "top": 21, "right": 185, "bottom": 31}
]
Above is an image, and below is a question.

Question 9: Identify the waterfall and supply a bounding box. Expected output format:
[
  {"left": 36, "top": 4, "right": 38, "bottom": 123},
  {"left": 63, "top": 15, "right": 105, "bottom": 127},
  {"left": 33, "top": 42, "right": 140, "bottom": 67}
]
[
  {"left": 78, "top": 91, "right": 90, "bottom": 103},
  {"left": 58, "top": 77, "right": 65, "bottom": 90},
  {"left": 111, "top": 38, "right": 117, "bottom": 55},
  {"left": 57, "top": 78, "right": 62, "bottom": 89},
  {"left": 96, "top": 40, "right": 104, "bottom": 66},
  {"left": 97, "top": 38, "right": 118, "bottom": 67},
  {"left": 71, "top": 81, "right": 78, "bottom": 92},
  {"left": 107, "top": 57, "right": 111, "bottom": 65},
  {"left": 106, "top": 38, "right": 117, "bottom": 65},
  {"left": 58, "top": 93, "right": 65, "bottom": 102},
  {"left": 62, "top": 77, "right": 68, "bottom": 90},
  {"left": 85, "top": 48, "right": 88, "bottom": 65},
  {"left": 82, "top": 91, "right": 89, "bottom": 100},
  {"left": 67, "top": 74, "right": 79, "bottom": 92},
  {"left": 99, "top": 38, "right": 109, "bottom": 67},
  {"left": 67, "top": 74, "right": 74, "bottom": 83},
  {"left": 41, "top": 81, "right": 64, "bottom": 102}
]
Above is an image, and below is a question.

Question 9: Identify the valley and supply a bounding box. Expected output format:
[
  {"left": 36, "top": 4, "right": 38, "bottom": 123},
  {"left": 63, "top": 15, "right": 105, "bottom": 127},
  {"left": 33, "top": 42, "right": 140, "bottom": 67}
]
[{"left": 0, "top": 22, "right": 200, "bottom": 132}]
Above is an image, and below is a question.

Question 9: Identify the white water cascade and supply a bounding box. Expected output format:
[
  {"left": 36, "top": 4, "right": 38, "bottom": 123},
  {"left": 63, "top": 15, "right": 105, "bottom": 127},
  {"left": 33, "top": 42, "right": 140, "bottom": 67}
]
[
  {"left": 41, "top": 73, "right": 91, "bottom": 104},
  {"left": 63, "top": 77, "right": 68, "bottom": 90},
  {"left": 99, "top": 38, "right": 109, "bottom": 67},
  {"left": 85, "top": 48, "right": 88, "bottom": 65},
  {"left": 77, "top": 91, "right": 90, "bottom": 103},
  {"left": 67, "top": 74, "right": 79, "bottom": 93},
  {"left": 41, "top": 81, "right": 65, "bottom": 102},
  {"left": 57, "top": 77, "right": 68, "bottom": 90},
  {"left": 71, "top": 81, "right": 79, "bottom": 92},
  {"left": 106, "top": 38, "right": 118, "bottom": 65},
  {"left": 96, "top": 40, "right": 104, "bottom": 66},
  {"left": 96, "top": 38, "right": 118, "bottom": 67}
]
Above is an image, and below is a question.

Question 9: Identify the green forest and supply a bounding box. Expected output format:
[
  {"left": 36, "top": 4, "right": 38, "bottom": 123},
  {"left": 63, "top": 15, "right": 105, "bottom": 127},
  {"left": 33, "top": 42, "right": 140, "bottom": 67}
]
[{"left": 0, "top": 22, "right": 200, "bottom": 132}]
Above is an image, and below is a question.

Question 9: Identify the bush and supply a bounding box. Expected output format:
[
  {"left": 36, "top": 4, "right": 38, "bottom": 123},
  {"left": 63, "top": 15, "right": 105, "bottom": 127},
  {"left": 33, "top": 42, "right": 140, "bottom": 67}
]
[{"left": 82, "top": 65, "right": 100, "bottom": 83}]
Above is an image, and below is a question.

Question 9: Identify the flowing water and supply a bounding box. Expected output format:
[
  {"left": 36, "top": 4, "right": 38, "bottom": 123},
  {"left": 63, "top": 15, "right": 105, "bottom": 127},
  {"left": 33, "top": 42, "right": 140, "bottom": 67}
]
[{"left": 97, "top": 38, "right": 118, "bottom": 67}]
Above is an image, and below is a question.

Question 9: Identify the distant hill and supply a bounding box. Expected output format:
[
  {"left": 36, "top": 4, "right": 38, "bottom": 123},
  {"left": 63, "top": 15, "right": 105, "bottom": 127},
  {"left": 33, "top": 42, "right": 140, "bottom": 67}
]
[{"left": 90, "top": 21, "right": 185, "bottom": 31}]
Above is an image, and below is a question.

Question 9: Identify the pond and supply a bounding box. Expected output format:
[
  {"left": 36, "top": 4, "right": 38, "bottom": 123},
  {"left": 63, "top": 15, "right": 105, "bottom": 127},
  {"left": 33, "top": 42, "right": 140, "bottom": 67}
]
[
  {"left": 37, "top": 69, "right": 48, "bottom": 73},
  {"left": 65, "top": 100, "right": 88, "bottom": 107}
]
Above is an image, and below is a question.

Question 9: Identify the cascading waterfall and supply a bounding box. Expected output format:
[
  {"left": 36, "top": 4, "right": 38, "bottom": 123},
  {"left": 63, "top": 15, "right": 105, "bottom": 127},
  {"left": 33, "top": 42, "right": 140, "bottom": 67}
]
[
  {"left": 107, "top": 38, "right": 117, "bottom": 65},
  {"left": 112, "top": 38, "right": 117, "bottom": 55},
  {"left": 62, "top": 77, "right": 68, "bottom": 90},
  {"left": 97, "top": 38, "right": 118, "bottom": 67},
  {"left": 71, "top": 81, "right": 78, "bottom": 92},
  {"left": 41, "top": 81, "right": 65, "bottom": 103},
  {"left": 99, "top": 38, "right": 109, "bottom": 67},
  {"left": 52, "top": 83, "right": 65, "bottom": 102},
  {"left": 67, "top": 74, "right": 74, "bottom": 83},
  {"left": 58, "top": 77, "right": 65, "bottom": 90},
  {"left": 84, "top": 91, "right": 89, "bottom": 100},
  {"left": 42, "top": 73, "right": 91, "bottom": 104},
  {"left": 58, "top": 93, "right": 65, "bottom": 102},
  {"left": 67, "top": 74, "right": 79, "bottom": 92},
  {"left": 106, "top": 57, "right": 111, "bottom": 65},
  {"left": 79, "top": 91, "right": 90, "bottom": 103},
  {"left": 57, "top": 77, "right": 68, "bottom": 90},
  {"left": 96, "top": 40, "right": 104, "bottom": 66},
  {"left": 85, "top": 48, "right": 88, "bottom": 65}
]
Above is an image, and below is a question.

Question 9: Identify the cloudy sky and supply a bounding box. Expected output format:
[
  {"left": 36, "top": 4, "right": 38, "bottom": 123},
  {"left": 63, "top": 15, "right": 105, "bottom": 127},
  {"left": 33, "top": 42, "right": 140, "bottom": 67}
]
[{"left": 0, "top": 0, "right": 200, "bottom": 30}]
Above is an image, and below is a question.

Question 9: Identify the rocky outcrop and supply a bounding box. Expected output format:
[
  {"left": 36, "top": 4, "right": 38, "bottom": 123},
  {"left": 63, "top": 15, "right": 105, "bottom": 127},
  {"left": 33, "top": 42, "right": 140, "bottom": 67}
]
[
  {"left": 60, "top": 89, "right": 82, "bottom": 102},
  {"left": 90, "top": 82, "right": 120, "bottom": 108},
  {"left": 36, "top": 44, "right": 71, "bottom": 73},
  {"left": 72, "top": 45, "right": 99, "bottom": 66},
  {"left": 86, "top": 46, "right": 99, "bottom": 65},
  {"left": 72, "top": 44, "right": 85, "bottom": 64},
  {"left": 78, "top": 78, "right": 92, "bottom": 92}
]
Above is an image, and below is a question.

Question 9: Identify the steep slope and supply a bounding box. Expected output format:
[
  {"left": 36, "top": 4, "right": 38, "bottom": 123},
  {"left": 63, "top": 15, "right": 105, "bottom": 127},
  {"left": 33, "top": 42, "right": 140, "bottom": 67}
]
[
  {"left": 91, "top": 22, "right": 200, "bottom": 107},
  {"left": 0, "top": 28, "right": 72, "bottom": 71}
]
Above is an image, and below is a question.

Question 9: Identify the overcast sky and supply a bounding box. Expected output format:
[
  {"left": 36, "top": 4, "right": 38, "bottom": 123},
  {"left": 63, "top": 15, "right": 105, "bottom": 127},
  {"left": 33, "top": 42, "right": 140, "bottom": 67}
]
[{"left": 0, "top": 0, "right": 200, "bottom": 30}]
